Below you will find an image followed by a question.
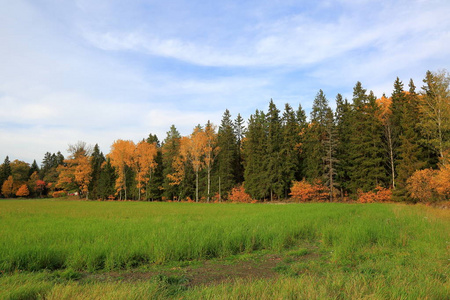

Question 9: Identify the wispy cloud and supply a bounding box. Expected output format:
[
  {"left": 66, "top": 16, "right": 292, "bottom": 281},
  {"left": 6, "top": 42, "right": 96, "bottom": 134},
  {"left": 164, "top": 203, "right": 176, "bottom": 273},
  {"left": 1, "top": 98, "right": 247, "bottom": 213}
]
[{"left": 1, "top": 0, "right": 449, "bottom": 162}]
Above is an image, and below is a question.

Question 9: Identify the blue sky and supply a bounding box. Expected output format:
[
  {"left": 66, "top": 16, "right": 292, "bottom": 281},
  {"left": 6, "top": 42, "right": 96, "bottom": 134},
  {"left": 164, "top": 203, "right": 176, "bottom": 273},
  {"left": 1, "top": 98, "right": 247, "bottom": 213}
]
[{"left": 1, "top": 0, "right": 449, "bottom": 163}]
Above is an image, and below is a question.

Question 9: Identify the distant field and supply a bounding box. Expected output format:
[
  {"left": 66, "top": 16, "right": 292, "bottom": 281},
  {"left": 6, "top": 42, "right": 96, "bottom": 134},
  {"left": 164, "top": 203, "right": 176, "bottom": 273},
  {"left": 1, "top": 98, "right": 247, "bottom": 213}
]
[{"left": 0, "top": 199, "right": 448, "bottom": 299}]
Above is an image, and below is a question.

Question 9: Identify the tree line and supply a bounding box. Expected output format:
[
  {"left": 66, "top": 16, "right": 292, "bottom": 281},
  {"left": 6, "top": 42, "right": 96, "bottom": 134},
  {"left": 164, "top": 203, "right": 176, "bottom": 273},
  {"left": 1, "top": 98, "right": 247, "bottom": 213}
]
[{"left": 1, "top": 70, "right": 449, "bottom": 203}]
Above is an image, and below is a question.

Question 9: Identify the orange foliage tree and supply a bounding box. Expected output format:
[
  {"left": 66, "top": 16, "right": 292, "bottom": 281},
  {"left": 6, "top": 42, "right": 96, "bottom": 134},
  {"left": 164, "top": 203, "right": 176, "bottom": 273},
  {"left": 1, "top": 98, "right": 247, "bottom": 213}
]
[
  {"left": 109, "top": 140, "right": 135, "bottom": 200},
  {"left": 57, "top": 144, "right": 92, "bottom": 199},
  {"left": 1, "top": 175, "right": 14, "bottom": 198},
  {"left": 407, "top": 152, "right": 450, "bottom": 202},
  {"left": 16, "top": 184, "right": 29, "bottom": 197},
  {"left": 228, "top": 184, "right": 253, "bottom": 203},
  {"left": 204, "top": 122, "right": 219, "bottom": 202},
  {"left": 179, "top": 127, "right": 208, "bottom": 202},
  {"left": 133, "top": 141, "right": 158, "bottom": 201},
  {"left": 289, "top": 179, "right": 329, "bottom": 202}
]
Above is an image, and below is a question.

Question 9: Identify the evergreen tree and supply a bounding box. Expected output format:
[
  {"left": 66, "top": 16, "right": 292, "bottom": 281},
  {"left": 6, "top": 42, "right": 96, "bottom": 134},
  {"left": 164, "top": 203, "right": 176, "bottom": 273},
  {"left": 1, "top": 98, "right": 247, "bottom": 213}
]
[
  {"left": 97, "top": 158, "right": 116, "bottom": 200},
  {"left": 335, "top": 94, "right": 352, "bottom": 196},
  {"left": 89, "top": 144, "right": 106, "bottom": 199},
  {"left": 265, "top": 100, "right": 283, "bottom": 200},
  {"left": 295, "top": 104, "right": 308, "bottom": 180},
  {"left": 146, "top": 134, "right": 164, "bottom": 201},
  {"left": 244, "top": 110, "right": 268, "bottom": 200},
  {"left": 281, "top": 103, "right": 301, "bottom": 198},
  {"left": 234, "top": 113, "right": 246, "bottom": 184},
  {"left": 0, "top": 156, "right": 12, "bottom": 196},
  {"left": 347, "top": 83, "right": 386, "bottom": 193},
  {"left": 304, "top": 90, "right": 330, "bottom": 181},
  {"left": 29, "top": 160, "right": 40, "bottom": 177},
  {"left": 394, "top": 80, "right": 426, "bottom": 199},
  {"left": 162, "top": 125, "right": 182, "bottom": 200},
  {"left": 322, "top": 107, "right": 338, "bottom": 201},
  {"left": 217, "top": 109, "right": 238, "bottom": 200}
]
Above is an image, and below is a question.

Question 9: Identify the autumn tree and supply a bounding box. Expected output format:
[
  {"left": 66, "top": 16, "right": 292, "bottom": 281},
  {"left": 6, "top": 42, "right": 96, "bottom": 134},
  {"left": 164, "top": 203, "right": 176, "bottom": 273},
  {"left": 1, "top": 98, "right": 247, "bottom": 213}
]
[
  {"left": 57, "top": 142, "right": 93, "bottom": 199},
  {"left": 179, "top": 126, "right": 207, "bottom": 202},
  {"left": 109, "top": 140, "right": 135, "bottom": 200},
  {"left": 1, "top": 175, "right": 14, "bottom": 198},
  {"left": 420, "top": 70, "right": 450, "bottom": 159},
  {"left": 204, "top": 121, "right": 219, "bottom": 202},
  {"left": 0, "top": 156, "right": 12, "bottom": 197},
  {"left": 133, "top": 140, "right": 158, "bottom": 201},
  {"left": 16, "top": 184, "right": 30, "bottom": 197}
]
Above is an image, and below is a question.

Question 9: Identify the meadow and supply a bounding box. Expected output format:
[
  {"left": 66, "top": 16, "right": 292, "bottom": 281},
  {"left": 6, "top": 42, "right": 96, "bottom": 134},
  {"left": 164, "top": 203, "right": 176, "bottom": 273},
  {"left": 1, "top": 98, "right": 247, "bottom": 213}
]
[{"left": 0, "top": 199, "right": 448, "bottom": 299}]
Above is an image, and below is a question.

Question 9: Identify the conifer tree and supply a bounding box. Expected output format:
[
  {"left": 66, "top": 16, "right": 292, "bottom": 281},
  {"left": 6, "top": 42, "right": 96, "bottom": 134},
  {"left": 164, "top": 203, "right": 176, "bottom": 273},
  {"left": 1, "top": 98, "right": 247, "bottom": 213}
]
[
  {"left": 0, "top": 156, "right": 12, "bottom": 196},
  {"left": 98, "top": 158, "right": 116, "bottom": 200},
  {"left": 234, "top": 113, "right": 246, "bottom": 184},
  {"left": 89, "top": 144, "right": 105, "bottom": 199},
  {"left": 281, "top": 103, "right": 301, "bottom": 198},
  {"left": 162, "top": 125, "right": 183, "bottom": 200},
  {"left": 217, "top": 110, "right": 238, "bottom": 200},
  {"left": 265, "top": 100, "right": 283, "bottom": 200},
  {"left": 335, "top": 94, "right": 352, "bottom": 195},
  {"left": 304, "top": 90, "right": 329, "bottom": 181},
  {"left": 244, "top": 110, "right": 268, "bottom": 200},
  {"left": 146, "top": 134, "right": 164, "bottom": 201}
]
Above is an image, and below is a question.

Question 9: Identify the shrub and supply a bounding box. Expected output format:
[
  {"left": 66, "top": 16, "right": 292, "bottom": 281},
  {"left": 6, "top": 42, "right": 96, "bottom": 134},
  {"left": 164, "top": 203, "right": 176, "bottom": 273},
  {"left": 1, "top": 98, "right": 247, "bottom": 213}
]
[
  {"left": 228, "top": 185, "right": 253, "bottom": 203},
  {"left": 289, "top": 180, "right": 329, "bottom": 202},
  {"left": 357, "top": 186, "right": 392, "bottom": 203},
  {"left": 16, "top": 184, "right": 30, "bottom": 197},
  {"left": 52, "top": 190, "right": 67, "bottom": 198}
]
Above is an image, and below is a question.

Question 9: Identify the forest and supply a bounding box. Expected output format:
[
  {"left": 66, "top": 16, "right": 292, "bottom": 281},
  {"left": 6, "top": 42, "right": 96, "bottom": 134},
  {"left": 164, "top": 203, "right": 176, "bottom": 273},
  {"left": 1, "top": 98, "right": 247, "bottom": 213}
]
[{"left": 1, "top": 70, "right": 449, "bottom": 203}]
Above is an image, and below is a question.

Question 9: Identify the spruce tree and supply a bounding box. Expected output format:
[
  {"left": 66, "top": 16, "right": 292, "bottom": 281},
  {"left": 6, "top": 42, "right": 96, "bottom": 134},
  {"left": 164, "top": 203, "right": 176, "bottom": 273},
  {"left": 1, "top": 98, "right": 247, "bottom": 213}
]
[
  {"left": 335, "top": 94, "right": 352, "bottom": 196},
  {"left": 146, "top": 134, "right": 164, "bottom": 201},
  {"left": 265, "top": 100, "right": 283, "bottom": 200},
  {"left": 281, "top": 103, "right": 301, "bottom": 198},
  {"left": 89, "top": 144, "right": 105, "bottom": 199},
  {"left": 244, "top": 110, "right": 268, "bottom": 200},
  {"left": 217, "top": 109, "right": 238, "bottom": 199},
  {"left": 304, "top": 90, "right": 330, "bottom": 181},
  {"left": 0, "top": 156, "right": 12, "bottom": 195},
  {"left": 162, "top": 125, "right": 182, "bottom": 200},
  {"left": 234, "top": 113, "right": 246, "bottom": 184}
]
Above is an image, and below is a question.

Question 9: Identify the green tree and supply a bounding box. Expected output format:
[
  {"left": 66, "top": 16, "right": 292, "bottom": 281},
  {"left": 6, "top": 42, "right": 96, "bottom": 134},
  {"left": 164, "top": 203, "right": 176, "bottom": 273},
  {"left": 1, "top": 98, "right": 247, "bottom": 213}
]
[
  {"left": 265, "top": 100, "right": 283, "bottom": 200},
  {"left": 0, "top": 156, "right": 12, "bottom": 196},
  {"left": 217, "top": 109, "right": 239, "bottom": 200},
  {"left": 89, "top": 144, "right": 106, "bottom": 199},
  {"left": 281, "top": 103, "right": 301, "bottom": 198},
  {"left": 162, "top": 125, "right": 182, "bottom": 200},
  {"left": 146, "top": 134, "right": 164, "bottom": 201},
  {"left": 335, "top": 94, "right": 352, "bottom": 196},
  {"left": 244, "top": 110, "right": 268, "bottom": 200}
]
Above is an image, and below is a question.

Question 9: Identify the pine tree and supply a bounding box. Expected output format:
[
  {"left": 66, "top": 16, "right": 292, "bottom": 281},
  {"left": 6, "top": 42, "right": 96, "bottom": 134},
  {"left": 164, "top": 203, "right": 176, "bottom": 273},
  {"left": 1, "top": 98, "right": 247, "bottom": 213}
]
[{"left": 29, "top": 160, "right": 40, "bottom": 177}]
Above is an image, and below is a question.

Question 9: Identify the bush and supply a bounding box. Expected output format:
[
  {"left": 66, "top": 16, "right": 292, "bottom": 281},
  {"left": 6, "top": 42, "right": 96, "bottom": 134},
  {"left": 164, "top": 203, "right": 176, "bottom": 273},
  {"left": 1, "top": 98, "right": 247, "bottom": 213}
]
[
  {"left": 357, "top": 186, "right": 392, "bottom": 203},
  {"left": 289, "top": 180, "right": 329, "bottom": 202},
  {"left": 228, "top": 185, "right": 253, "bottom": 203},
  {"left": 52, "top": 190, "right": 67, "bottom": 198}
]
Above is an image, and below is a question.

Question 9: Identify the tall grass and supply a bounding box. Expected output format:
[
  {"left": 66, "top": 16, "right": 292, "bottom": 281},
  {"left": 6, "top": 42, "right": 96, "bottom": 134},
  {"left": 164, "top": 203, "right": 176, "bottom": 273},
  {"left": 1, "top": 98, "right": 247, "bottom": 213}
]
[
  {"left": 0, "top": 200, "right": 447, "bottom": 274},
  {"left": 0, "top": 200, "right": 448, "bottom": 299}
]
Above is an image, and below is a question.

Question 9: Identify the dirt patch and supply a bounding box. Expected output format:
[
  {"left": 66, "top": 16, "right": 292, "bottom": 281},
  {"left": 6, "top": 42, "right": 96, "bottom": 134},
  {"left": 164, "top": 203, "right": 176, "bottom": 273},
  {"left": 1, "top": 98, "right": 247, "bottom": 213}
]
[{"left": 82, "top": 245, "right": 321, "bottom": 287}]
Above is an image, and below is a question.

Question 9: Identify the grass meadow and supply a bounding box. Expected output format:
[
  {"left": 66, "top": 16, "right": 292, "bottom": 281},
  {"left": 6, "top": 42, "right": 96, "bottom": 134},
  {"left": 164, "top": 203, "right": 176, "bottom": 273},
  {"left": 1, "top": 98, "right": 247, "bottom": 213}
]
[{"left": 0, "top": 199, "right": 448, "bottom": 299}]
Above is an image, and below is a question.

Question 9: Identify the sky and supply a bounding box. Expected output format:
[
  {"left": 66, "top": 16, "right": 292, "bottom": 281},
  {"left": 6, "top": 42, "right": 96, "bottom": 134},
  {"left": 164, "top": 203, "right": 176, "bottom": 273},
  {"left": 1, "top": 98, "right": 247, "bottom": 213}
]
[{"left": 1, "top": 0, "right": 449, "bottom": 164}]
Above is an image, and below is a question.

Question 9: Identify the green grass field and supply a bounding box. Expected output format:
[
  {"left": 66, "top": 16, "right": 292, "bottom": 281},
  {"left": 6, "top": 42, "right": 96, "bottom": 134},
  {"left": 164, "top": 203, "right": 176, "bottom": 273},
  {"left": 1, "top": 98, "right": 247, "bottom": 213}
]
[{"left": 0, "top": 199, "right": 448, "bottom": 299}]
